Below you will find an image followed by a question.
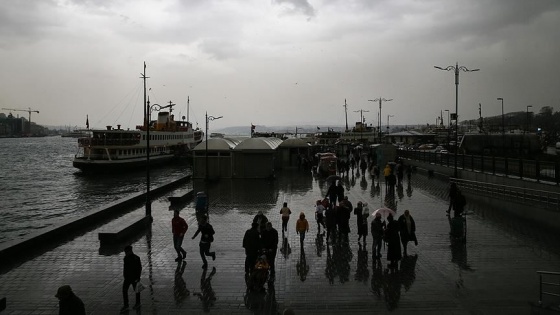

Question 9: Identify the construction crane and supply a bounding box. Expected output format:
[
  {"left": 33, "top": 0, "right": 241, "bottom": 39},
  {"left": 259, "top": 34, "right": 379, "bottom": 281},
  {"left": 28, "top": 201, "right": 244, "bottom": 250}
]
[{"left": 1, "top": 107, "right": 40, "bottom": 135}]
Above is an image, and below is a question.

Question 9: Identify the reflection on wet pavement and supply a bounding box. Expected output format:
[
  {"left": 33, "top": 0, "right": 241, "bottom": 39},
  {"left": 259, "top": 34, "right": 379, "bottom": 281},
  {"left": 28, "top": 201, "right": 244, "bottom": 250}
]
[{"left": 0, "top": 169, "right": 559, "bottom": 314}]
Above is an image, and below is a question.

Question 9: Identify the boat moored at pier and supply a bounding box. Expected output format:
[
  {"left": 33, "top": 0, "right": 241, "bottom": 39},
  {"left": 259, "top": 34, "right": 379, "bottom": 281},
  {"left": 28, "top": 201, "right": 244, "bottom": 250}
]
[{"left": 73, "top": 111, "right": 203, "bottom": 173}]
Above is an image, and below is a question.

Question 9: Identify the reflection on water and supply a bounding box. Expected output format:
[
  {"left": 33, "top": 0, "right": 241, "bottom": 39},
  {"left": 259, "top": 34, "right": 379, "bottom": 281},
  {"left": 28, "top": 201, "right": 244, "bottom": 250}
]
[
  {"left": 244, "top": 281, "right": 278, "bottom": 313},
  {"left": 354, "top": 242, "right": 369, "bottom": 283}
]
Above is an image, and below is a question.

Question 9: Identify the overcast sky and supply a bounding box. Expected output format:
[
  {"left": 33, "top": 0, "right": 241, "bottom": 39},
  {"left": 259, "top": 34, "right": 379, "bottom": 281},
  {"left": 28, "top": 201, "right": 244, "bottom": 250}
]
[{"left": 1, "top": 0, "right": 559, "bottom": 132}]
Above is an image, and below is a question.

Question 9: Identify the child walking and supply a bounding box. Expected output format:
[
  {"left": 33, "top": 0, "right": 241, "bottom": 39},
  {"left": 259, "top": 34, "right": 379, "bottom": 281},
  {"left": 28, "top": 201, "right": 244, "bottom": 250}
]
[{"left": 296, "top": 212, "right": 309, "bottom": 247}]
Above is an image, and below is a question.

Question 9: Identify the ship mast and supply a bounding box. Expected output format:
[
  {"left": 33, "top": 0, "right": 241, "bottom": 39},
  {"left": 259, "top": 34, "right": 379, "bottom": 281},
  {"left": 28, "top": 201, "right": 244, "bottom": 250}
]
[
  {"left": 343, "top": 99, "right": 349, "bottom": 132},
  {"left": 141, "top": 62, "right": 149, "bottom": 129}
]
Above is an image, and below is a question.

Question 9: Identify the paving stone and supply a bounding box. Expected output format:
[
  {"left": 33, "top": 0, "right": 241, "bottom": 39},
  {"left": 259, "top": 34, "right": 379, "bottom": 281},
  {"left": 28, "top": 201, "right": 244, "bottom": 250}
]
[{"left": 0, "top": 170, "right": 558, "bottom": 314}]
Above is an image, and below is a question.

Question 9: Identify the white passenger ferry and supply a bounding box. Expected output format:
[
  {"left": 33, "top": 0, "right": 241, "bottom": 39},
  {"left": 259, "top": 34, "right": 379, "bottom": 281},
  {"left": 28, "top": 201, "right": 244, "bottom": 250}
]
[{"left": 73, "top": 111, "right": 203, "bottom": 173}]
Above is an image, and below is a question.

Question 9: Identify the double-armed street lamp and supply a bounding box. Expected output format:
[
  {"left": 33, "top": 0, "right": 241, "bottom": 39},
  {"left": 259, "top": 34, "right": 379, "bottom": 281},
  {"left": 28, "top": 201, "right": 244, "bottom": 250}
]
[
  {"left": 434, "top": 62, "right": 479, "bottom": 178},
  {"left": 205, "top": 112, "right": 223, "bottom": 182},
  {"left": 368, "top": 98, "right": 393, "bottom": 143},
  {"left": 145, "top": 100, "right": 174, "bottom": 217}
]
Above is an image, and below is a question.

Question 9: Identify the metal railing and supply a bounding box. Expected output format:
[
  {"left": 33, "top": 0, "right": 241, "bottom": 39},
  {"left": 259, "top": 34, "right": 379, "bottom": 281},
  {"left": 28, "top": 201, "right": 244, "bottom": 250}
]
[
  {"left": 400, "top": 150, "right": 560, "bottom": 185},
  {"left": 451, "top": 178, "right": 560, "bottom": 211},
  {"left": 536, "top": 271, "right": 560, "bottom": 306}
]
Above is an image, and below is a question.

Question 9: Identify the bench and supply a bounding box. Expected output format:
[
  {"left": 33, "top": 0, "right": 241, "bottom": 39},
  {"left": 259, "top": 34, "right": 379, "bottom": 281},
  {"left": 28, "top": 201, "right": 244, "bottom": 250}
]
[
  {"left": 168, "top": 190, "right": 194, "bottom": 205},
  {"left": 98, "top": 216, "right": 152, "bottom": 246}
]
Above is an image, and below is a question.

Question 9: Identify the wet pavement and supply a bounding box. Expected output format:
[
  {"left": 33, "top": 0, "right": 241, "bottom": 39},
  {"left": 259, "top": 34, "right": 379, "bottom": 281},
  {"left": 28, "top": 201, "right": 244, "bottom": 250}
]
[{"left": 0, "top": 169, "right": 559, "bottom": 314}]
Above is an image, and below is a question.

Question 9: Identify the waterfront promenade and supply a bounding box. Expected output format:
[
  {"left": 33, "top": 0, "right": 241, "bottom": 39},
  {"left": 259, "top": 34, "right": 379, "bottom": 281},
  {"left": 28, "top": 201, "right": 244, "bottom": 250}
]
[{"left": 0, "top": 170, "right": 559, "bottom": 314}]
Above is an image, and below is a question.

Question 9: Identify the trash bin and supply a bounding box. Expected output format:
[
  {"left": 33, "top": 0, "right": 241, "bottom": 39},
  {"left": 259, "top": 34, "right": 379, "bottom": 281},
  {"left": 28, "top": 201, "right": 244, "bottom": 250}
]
[{"left": 195, "top": 191, "right": 208, "bottom": 215}]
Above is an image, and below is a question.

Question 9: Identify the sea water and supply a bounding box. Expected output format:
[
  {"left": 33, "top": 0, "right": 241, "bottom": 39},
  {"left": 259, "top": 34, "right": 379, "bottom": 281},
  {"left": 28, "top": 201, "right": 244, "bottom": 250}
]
[{"left": 0, "top": 136, "right": 191, "bottom": 244}]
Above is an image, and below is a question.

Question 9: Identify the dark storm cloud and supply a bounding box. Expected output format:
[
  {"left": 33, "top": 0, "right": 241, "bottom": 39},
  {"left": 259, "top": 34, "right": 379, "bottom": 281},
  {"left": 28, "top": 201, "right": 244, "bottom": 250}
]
[{"left": 273, "top": 0, "right": 316, "bottom": 18}]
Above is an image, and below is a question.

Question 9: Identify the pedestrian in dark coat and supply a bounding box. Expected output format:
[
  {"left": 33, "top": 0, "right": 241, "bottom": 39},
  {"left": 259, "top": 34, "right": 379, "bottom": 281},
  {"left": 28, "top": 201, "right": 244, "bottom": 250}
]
[
  {"left": 121, "top": 245, "right": 142, "bottom": 312},
  {"left": 172, "top": 210, "right": 189, "bottom": 262},
  {"left": 243, "top": 222, "right": 261, "bottom": 274},
  {"left": 261, "top": 222, "right": 279, "bottom": 277},
  {"left": 371, "top": 213, "right": 386, "bottom": 258},
  {"left": 360, "top": 159, "right": 367, "bottom": 176},
  {"left": 397, "top": 210, "right": 417, "bottom": 256},
  {"left": 447, "top": 182, "right": 458, "bottom": 215},
  {"left": 326, "top": 182, "right": 337, "bottom": 206},
  {"left": 354, "top": 202, "right": 369, "bottom": 242},
  {"left": 56, "top": 285, "right": 85, "bottom": 315},
  {"left": 385, "top": 214, "right": 402, "bottom": 269},
  {"left": 192, "top": 215, "right": 216, "bottom": 269},
  {"left": 453, "top": 190, "right": 466, "bottom": 217},
  {"left": 253, "top": 210, "right": 268, "bottom": 233},
  {"left": 325, "top": 204, "right": 337, "bottom": 243},
  {"left": 335, "top": 181, "right": 345, "bottom": 204}
]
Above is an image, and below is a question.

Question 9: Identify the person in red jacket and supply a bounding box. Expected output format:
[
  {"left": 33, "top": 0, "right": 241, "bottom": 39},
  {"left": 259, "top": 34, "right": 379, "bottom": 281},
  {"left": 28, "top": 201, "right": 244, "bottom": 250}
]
[{"left": 172, "top": 210, "right": 189, "bottom": 262}]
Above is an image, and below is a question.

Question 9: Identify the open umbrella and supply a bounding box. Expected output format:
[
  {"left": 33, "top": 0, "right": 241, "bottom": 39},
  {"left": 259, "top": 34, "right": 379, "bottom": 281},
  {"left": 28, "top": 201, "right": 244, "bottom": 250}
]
[
  {"left": 326, "top": 174, "right": 341, "bottom": 183},
  {"left": 372, "top": 207, "right": 396, "bottom": 218}
]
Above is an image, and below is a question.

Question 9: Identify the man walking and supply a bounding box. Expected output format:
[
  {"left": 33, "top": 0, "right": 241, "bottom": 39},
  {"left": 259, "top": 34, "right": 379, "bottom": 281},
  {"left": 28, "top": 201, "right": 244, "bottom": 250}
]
[
  {"left": 243, "top": 222, "right": 261, "bottom": 275},
  {"left": 261, "top": 221, "right": 279, "bottom": 280},
  {"left": 279, "top": 202, "right": 292, "bottom": 232},
  {"left": 172, "top": 210, "right": 188, "bottom": 262},
  {"left": 121, "top": 245, "right": 142, "bottom": 313},
  {"left": 192, "top": 215, "right": 216, "bottom": 269}
]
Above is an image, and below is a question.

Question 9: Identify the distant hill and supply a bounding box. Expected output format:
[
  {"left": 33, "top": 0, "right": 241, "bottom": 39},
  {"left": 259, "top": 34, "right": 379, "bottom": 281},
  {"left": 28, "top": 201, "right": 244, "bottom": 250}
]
[{"left": 213, "top": 125, "right": 347, "bottom": 136}]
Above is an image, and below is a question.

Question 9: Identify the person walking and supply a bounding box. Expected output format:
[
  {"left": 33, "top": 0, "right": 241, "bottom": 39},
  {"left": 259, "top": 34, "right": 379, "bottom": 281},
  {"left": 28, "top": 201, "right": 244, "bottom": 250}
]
[
  {"left": 336, "top": 181, "right": 345, "bottom": 205},
  {"left": 326, "top": 181, "right": 337, "bottom": 207},
  {"left": 447, "top": 182, "right": 458, "bottom": 215},
  {"left": 355, "top": 202, "right": 369, "bottom": 243},
  {"left": 315, "top": 200, "right": 326, "bottom": 232},
  {"left": 371, "top": 213, "right": 386, "bottom": 258},
  {"left": 261, "top": 221, "right": 279, "bottom": 279},
  {"left": 453, "top": 190, "right": 466, "bottom": 217},
  {"left": 397, "top": 210, "right": 417, "bottom": 256},
  {"left": 279, "top": 202, "right": 292, "bottom": 232},
  {"left": 295, "top": 212, "right": 309, "bottom": 247},
  {"left": 55, "top": 285, "right": 85, "bottom": 315},
  {"left": 385, "top": 214, "right": 402, "bottom": 269},
  {"left": 192, "top": 215, "right": 216, "bottom": 269},
  {"left": 121, "top": 245, "right": 142, "bottom": 313},
  {"left": 253, "top": 210, "right": 268, "bottom": 233},
  {"left": 325, "top": 203, "right": 337, "bottom": 243},
  {"left": 172, "top": 210, "right": 188, "bottom": 262},
  {"left": 383, "top": 163, "right": 392, "bottom": 186},
  {"left": 360, "top": 158, "right": 367, "bottom": 177},
  {"left": 242, "top": 222, "right": 261, "bottom": 275}
]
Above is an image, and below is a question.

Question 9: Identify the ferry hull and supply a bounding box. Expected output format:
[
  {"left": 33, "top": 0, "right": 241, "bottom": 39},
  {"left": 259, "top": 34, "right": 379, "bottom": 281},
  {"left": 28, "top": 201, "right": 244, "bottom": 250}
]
[{"left": 73, "top": 154, "right": 179, "bottom": 174}]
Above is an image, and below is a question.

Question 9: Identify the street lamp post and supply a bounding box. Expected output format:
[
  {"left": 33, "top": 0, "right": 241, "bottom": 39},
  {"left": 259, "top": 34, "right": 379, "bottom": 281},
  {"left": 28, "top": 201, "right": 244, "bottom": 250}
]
[
  {"left": 145, "top": 101, "right": 173, "bottom": 217},
  {"left": 434, "top": 62, "right": 479, "bottom": 178},
  {"left": 205, "top": 112, "right": 223, "bottom": 182},
  {"left": 497, "top": 98, "right": 505, "bottom": 135},
  {"left": 368, "top": 98, "right": 392, "bottom": 143},
  {"left": 387, "top": 115, "right": 394, "bottom": 143},
  {"left": 526, "top": 105, "right": 533, "bottom": 134}
]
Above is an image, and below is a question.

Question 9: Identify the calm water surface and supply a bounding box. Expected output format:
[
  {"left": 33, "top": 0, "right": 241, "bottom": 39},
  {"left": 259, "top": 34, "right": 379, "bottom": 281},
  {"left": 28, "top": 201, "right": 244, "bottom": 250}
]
[{"left": 0, "top": 136, "right": 191, "bottom": 244}]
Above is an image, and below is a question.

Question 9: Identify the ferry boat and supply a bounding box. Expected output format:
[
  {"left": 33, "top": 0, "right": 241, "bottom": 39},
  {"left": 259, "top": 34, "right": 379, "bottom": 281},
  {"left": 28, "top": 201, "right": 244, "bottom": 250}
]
[
  {"left": 73, "top": 111, "right": 203, "bottom": 173},
  {"left": 338, "top": 122, "right": 377, "bottom": 144}
]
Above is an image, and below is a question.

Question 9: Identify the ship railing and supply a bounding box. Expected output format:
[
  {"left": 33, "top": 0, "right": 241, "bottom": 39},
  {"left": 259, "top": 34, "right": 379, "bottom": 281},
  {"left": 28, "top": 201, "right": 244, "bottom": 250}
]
[{"left": 78, "top": 138, "right": 140, "bottom": 146}]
